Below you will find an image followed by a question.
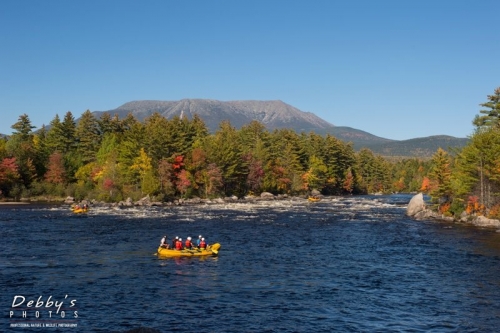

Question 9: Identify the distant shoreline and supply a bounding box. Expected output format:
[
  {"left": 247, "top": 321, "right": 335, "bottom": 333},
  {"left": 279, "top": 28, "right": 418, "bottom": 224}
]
[{"left": 0, "top": 202, "right": 30, "bottom": 205}]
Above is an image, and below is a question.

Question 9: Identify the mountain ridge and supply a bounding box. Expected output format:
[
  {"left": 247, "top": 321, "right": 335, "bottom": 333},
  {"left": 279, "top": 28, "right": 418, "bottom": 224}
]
[
  {"left": 87, "top": 99, "right": 469, "bottom": 158},
  {"left": 94, "top": 99, "right": 338, "bottom": 134}
]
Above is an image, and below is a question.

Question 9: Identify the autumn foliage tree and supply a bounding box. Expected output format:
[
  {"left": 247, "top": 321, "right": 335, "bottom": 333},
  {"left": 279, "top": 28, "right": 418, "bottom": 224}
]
[
  {"left": 0, "top": 157, "right": 20, "bottom": 197},
  {"left": 420, "top": 177, "right": 431, "bottom": 193},
  {"left": 429, "top": 148, "right": 453, "bottom": 206},
  {"left": 157, "top": 158, "right": 174, "bottom": 198},
  {"left": 176, "top": 169, "right": 192, "bottom": 198},
  {"left": 44, "top": 152, "right": 66, "bottom": 184},
  {"left": 343, "top": 167, "right": 354, "bottom": 194}
]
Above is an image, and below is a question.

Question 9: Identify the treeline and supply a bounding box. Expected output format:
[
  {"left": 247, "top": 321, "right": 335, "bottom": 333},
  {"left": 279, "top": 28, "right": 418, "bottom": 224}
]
[
  {"left": 3, "top": 88, "right": 497, "bottom": 220},
  {"left": 424, "top": 87, "right": 500, "bottom": 220},
  {"left": 0, "top": 109, "right": 431, "bottom": 202}
]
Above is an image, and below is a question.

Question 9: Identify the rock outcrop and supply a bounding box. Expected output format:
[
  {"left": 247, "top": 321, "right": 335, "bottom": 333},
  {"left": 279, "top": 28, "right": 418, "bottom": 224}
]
[
  {"left": 406, "top": 193, "right": 426, "bottom": 216},
  {"left": 407, "top": 193, "right": 500, "bottom": 229}
]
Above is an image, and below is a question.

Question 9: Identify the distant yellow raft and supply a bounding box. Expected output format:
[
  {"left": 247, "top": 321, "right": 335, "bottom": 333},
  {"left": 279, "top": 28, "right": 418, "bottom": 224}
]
[
  {"left": 157, "top": 243, "right": 221, "bottom": 257},
  {"left": 72, "top": 207, "right": 88, "bottom": 214},
  {"left": 308, "top": 196, "right": 321, "bottom": 202}
]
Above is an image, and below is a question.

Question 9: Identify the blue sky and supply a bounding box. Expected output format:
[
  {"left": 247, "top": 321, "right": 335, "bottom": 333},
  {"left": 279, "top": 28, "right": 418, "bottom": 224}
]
[{"left": 1, "top": 0, "right": 499, "bottom": 140}]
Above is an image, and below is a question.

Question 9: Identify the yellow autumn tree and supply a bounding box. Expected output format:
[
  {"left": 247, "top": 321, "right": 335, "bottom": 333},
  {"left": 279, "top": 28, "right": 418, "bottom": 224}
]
[{"left": 130, "top": 148, "right": 158, "bottom": 195}]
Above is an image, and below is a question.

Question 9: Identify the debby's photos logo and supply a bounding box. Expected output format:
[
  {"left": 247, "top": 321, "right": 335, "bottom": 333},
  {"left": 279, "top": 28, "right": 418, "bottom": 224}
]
[{"left": 9, "top": 295, "right": 78, "bottom": 328}]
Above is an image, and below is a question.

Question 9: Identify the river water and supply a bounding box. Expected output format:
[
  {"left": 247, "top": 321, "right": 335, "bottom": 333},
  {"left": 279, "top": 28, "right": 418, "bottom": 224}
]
[{"left": 1, "top": 194, "right": 500, "bottom": 332}]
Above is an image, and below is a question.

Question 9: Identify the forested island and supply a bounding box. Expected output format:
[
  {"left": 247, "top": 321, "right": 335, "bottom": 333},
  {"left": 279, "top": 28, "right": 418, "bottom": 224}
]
[{"left": 0, "top": 87, "right": 499, "bottom": 221}]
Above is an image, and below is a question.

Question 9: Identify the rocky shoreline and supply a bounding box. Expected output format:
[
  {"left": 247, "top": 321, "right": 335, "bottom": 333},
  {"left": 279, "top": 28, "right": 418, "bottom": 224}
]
[
  {"left": 406, "top": 193, "right": 500, "bottom": 230},
  {"left": 63, "top": 191, "right": 301, "bottom": 208}
]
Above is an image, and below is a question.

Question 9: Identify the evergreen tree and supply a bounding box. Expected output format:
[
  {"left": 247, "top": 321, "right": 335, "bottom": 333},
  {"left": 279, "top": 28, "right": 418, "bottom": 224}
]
[
  {"left": 178, "top": 114, "right": 209, "bottom": 155},
  {"left": 473, "top": 87, "right": 500, "bottom": 129},
  {"left": 453, "top": 128, "right": 500, "bottom": 208},
  {"left": 204, "top": 121, "right": 244, "bottom": 195},
  {"left": 143, "top": 113, "right": 172, "bottom": 163},
  {"left": 98, "top": 113, "right": 114, "bottom": 135},
  {"left": 190, "top": 114, "right": 209, "bottom": 143},
  {"left": 335, "top": 141, "right": 358, "bottom": 193},
  {"left": 0, "top": 137, "right": 7, "bottom": 160},
  {"left": 6, "top": 114, "right": 37, "bottom": 187},
  {"left": 263, "top": 129, "right": 305, "bottom": 194},
  {"left": 452, "top": 87, "right": 500, "bottom": 210},
  {"left": 60, "top": 111, "right": 77, "bottom": 153},
  {"left": 11, "top": 114, "right": 35, "bottom": 140},
  {"left": 322, "top": 135, "right": 345, "bottom": 194},
  {"left": 302, "top": 155, "right": 328, "bottom": 192},
  {"left": 76, "top": 110, "right": 101, "bottom": 164},
  {"left": 429, "top": 148, "right": 453, "bottom": 206},
  {"left": 45, "top": 114, "right": 65, "bottom": 153},
  {"left": 91, "top": 132, "right": 123, "bottom": 200},
  {"left": 239, "top": 121, "right": 269, "bottom": 156},
  {"left": 117, "top": 125, "right": 144, "bottom": 187},
  {"left": 32, "top": 125, "right": 49, "bottom": 179}
]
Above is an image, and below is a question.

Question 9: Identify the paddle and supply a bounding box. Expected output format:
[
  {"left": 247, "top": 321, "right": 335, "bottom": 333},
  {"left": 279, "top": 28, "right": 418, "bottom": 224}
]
[{"left": 180, "top": 249, "right": 194, "bottom": 256}]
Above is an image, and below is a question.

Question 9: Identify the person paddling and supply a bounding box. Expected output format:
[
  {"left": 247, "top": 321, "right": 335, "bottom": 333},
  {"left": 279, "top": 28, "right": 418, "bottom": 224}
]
[
  {"left": 199, "top": 237, "right": 207, "bottom": 249},
  {"left": 175, "top": 238, "right": 183, "bottom": 250},
  {"left": 171, "top": 236, "right": 179, "bottom": 249},
  {"left": 185, "top": 237, "right": 193, "bottom": 250},
  {"left": 160, "top": 235, "right": 169, "bottom": 248}
]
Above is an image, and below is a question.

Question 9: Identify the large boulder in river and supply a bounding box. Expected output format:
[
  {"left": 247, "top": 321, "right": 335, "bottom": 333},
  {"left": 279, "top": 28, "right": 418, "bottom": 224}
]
[{"left": 406, "top": 193, "right": 426, "bottom": 216}]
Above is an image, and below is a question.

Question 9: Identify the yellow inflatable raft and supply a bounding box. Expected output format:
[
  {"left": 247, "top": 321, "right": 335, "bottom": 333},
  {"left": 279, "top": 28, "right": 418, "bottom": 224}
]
[
  {"left": 72, "top": 207, "right": 88, "bottom": 214},
  {"left": 157, "top": 243, "right": 221, "bottom": 257}
]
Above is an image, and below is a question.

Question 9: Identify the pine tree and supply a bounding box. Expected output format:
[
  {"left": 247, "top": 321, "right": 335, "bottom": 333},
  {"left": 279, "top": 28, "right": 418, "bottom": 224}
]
[
  {"left": 45, "top": 114, "right": 65, "bottom": 153},
  {"left": 143, "top": 113, "right": 172, "bottom": 163},
  {"left": 429, "top": 148, "right": 453, "bottom": 205},
  {"left": 76, "top": 110, "right": 101, "bottom": 164},
  {"left": 11, "top": 114, "right": 35, "bottom": 140},
  {"left": 117, "top": 118, "right": 144, "bottom": 185},
  {"left": 204, "top": 121, "right": 244, "bottom": 195},
  {"left": 60, "top": 111, "right": 77, "bottom": 154},
  {"left": 453, "top": 128, "right": 500, "bottom": 208},
  {"left": 473, "top": 87, "right": 500, "bottom": 129},
  {"left": 302, "top": 155, "right": 328, "bottom": 192},
  {"left": 6, "top": 114, "right": 37, "bottom": 186}
]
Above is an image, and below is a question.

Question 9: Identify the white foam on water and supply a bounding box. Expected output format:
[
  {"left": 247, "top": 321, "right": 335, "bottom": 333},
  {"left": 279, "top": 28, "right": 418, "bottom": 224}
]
[{"left": 66, "top": 196, "right": 403, "bottom": 221}]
